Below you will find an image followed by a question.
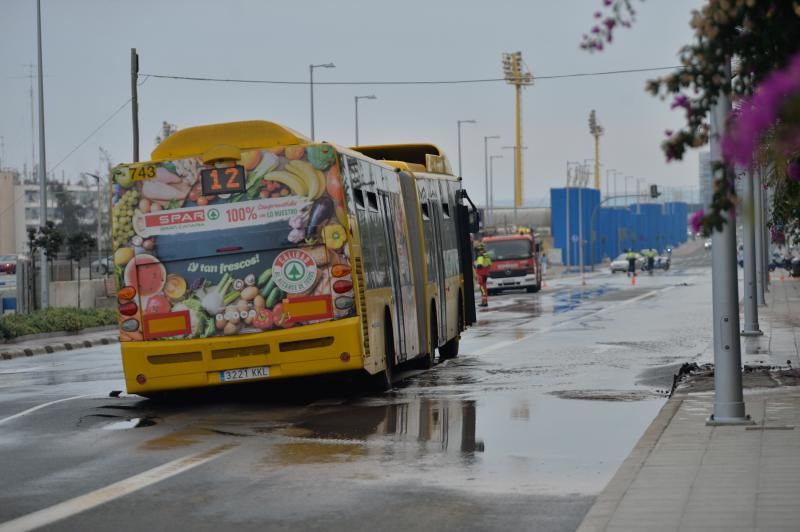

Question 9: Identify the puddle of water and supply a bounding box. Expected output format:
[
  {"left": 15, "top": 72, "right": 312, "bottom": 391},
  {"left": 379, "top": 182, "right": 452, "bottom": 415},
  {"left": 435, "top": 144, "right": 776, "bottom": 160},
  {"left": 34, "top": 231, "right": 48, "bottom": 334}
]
[
  {"left": 552, "top": 286, "right": 617, "bottom": 314},
  {"left": 102, "top": 417, "right": 156, "bottom": 430}
]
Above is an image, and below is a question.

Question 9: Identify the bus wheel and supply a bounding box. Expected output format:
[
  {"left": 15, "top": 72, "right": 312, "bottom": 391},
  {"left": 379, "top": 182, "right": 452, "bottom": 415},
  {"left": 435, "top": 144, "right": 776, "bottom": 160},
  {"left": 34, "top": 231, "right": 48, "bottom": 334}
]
[
  {"left": 439, "top": 303, "right": 461, "bottom": 360},
  {"left": 369, "top": 311, "right": 394, "bottom": 392},
  {"left": 412, "top": 307, "right": 436, "bottom": 369}
]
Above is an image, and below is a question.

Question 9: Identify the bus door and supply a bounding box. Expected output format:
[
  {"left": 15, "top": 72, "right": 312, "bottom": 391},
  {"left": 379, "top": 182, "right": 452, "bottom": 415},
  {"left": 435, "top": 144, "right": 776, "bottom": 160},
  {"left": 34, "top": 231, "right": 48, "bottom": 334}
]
[
  {"left": 456, "top": 189, "right": 479, "bottom": 326},
  {"left": 429, "top": 190, "right": 448, "bottom": 344},
  {"left": 398, "top": 171, "right": 427, "bottom": 357},
  {"left": 379, "top": 191, "right": 407, "bottom": 360}
]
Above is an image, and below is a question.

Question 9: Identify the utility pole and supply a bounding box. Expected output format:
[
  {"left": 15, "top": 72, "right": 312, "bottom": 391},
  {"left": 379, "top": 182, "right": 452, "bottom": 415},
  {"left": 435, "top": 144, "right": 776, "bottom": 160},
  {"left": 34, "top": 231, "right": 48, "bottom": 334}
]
[
  {"left": 131, "top": 48, "right": 139, "bottom": 162},
  {"left": 36, "top": 0, "right": 49, "bottom": 309},
  {"left": 707, "top": 60, "right": 750, "bottom": 426},
  {"left": 589, "top": 110, "right": 604, "bottom": 190},
  {"left": 502, "top": 52, "right": 533, "bottom": 212}
]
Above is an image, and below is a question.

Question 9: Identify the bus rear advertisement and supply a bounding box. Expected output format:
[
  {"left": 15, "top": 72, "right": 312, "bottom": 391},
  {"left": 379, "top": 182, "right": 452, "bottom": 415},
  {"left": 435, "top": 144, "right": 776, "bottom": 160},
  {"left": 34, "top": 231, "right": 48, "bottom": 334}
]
[{"left": 111, "top": 120, "right": 478, "bottom": 394}]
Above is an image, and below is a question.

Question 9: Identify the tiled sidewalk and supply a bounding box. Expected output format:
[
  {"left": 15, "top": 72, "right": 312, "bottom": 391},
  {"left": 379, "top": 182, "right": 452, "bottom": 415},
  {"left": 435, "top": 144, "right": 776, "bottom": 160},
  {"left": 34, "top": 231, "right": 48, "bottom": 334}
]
[{"left": 577, "top": 280, "right": 800, "bottom": 532}]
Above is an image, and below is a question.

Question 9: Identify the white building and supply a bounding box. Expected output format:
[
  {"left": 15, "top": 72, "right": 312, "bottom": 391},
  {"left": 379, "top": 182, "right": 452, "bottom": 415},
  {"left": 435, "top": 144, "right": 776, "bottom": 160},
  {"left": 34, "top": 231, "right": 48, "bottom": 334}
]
[{"left": 0, "top": 170, "right": 110, "bottom": 256}]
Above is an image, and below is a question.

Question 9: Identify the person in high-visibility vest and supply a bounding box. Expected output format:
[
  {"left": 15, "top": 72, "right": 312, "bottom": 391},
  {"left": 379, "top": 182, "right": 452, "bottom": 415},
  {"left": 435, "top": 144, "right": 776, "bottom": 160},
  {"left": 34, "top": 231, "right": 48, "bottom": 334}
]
[
  {"left": 474, "top": 244, "right": 492, "bottom": 307},
  {"left": 643, "top": 249, "right": 657, "bottom": 274},
  {"left": 626, "top": 249, "right": 638, "bottom": 277}
]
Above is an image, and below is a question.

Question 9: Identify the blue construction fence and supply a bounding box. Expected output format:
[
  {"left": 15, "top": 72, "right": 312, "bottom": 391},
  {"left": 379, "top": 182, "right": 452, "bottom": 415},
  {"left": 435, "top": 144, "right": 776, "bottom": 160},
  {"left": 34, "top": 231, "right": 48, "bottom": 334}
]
[{"left": 550, "top": 187, "right": 688, "bottom": 266}]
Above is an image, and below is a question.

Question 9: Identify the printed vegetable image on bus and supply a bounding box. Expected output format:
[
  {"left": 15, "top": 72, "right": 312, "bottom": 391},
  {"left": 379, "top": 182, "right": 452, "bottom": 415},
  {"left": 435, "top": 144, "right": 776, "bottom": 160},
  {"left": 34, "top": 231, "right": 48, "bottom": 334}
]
[{"left": 110, "top": 120, "right": 479, "bottom": 394}]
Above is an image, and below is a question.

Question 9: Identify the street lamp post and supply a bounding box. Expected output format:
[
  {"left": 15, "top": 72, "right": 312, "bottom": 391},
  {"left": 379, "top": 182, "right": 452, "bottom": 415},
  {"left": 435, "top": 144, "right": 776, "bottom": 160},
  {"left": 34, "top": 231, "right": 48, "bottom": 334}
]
[
  {"left": 457, "top": 119, "right": 477, "bottom": 177},
  {"left": 625, "top": 176, "right": 633, "bottom": 207},
  {"left": 354, "top": 94, "right": 376, "bottom": 146},
  {"left": 636, "top": 178, "right": 645, "bottom": 215},
  {"left": 489, "top": 154, "right": 503, "bottom": 228},
  {"left": 566, "top": 161, "right": 580, "bottom": 272},
  {"left": 83, "top": 172, "right": 103, "bottom": 274},
  {"left": 309, "top": 62, "right": 335, "bottom": 141},
  {"left": 483, "top": 135, "right": 500, "bottom": 225},
  {"left": 36, "top": 0, "right": 49, "bottom": 309}
]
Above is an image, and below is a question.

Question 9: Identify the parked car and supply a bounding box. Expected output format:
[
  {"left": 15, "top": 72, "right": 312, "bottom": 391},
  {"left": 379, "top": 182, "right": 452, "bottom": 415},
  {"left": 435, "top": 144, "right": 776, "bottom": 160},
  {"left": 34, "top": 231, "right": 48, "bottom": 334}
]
[
  {"left": 0, "top": 255, "right": 17, "bottom": 274},
  {"left": 610, "top": 253, "right": 644, "bottom": 273},
  {"left": 91, "top": 255, "right": 113, "bottom": 274},
  {"left": 704, "top": 239, "right": 712, "bottom": 250}
]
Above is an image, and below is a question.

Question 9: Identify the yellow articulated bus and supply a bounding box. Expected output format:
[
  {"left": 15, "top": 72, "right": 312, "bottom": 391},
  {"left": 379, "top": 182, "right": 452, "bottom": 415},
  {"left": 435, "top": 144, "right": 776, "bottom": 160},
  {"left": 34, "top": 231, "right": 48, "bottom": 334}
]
[{"left": 110, "top": 120, "right": 479, "bottom": 395}]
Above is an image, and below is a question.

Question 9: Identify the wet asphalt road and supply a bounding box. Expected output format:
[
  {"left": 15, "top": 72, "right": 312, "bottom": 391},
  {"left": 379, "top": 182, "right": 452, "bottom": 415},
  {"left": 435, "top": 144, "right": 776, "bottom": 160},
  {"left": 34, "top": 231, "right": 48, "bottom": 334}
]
[{"left": 0, "top": 243, "right": 713, "bottom": 532}]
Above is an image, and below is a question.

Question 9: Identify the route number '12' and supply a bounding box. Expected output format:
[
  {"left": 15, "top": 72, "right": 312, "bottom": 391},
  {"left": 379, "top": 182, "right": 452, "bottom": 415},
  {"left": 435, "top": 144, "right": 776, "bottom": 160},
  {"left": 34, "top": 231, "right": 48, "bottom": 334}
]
[{"left": 200, "top": 165, "right": 246, "bottom": 196}]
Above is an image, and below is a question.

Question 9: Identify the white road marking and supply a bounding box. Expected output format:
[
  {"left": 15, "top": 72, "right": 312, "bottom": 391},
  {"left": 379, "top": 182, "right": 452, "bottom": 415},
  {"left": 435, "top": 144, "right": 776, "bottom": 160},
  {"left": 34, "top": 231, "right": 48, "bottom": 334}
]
[
  {"left": 0, "top": 445, "right": 236, "bottom": 532},
  {"left": 0, "top": 394, "right": 103, "bottom": 426},
  {"left": 474, "top": 282, "right": 685, "bottom": 356}
]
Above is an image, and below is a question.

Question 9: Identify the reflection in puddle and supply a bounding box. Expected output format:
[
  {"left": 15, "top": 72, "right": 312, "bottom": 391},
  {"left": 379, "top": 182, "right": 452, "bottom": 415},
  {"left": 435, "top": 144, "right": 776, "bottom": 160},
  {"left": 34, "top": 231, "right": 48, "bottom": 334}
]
[
  {"left": 291, "top": 398, "right": 484, "bottom": 454},
  {"left": 552, "top": 286, "right": 616, "bottom": 314}
]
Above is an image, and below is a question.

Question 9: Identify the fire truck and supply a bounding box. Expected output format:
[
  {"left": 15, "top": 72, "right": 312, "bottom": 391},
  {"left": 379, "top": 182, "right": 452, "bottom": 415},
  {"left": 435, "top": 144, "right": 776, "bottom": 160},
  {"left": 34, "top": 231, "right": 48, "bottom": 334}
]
[{"left": 482, "top": 229, "right": 542, "bottom": 294}]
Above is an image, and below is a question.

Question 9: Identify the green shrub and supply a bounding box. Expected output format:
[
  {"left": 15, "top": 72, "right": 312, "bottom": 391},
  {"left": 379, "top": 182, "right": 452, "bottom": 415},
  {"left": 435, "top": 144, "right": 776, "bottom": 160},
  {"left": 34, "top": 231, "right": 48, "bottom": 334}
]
[{"left": 0, "top": 308, "right": 118, "bottom": 341}]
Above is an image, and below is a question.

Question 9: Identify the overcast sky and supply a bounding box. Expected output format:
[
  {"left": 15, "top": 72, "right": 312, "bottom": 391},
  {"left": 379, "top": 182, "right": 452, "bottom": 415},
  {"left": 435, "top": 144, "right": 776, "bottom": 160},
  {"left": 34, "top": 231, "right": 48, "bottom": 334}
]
[{"left": 0, "top": 0, "right": 704, "bottom": 205}]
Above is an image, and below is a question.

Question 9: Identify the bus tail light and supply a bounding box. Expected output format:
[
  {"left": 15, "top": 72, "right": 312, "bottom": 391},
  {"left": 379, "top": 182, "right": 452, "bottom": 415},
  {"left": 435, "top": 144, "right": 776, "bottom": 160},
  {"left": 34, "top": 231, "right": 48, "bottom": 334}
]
[
  {"left": 118, "top": 286, "right": 136, "bottom": 302},
  {"left": 119, "top": 302, "right": 139, "bottom": 316},
  {"left": 331, "top": 264, "right": 351, "bottom": 278},
  {"left": 333, "top": 280, "right": 353, "bottom": 294},
  {"left": 136, "top": 374, "right": 147, "bottom": 385},
  {"left": 334, "top": 296, "right": 354, "bottom": 310},
  {"left": 339, "top": 352, "right": 351, "bottom": 362}
]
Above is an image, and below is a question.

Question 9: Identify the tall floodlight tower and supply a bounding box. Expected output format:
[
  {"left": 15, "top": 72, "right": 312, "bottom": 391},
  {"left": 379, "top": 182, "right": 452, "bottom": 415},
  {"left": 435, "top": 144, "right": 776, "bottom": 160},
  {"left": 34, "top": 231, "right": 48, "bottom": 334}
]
[
  {"left": 589, "top": 110, "right": 604, "bottom": 191},
  {"left": 501, "top": 52, "right": 533, "bottom": 210}
]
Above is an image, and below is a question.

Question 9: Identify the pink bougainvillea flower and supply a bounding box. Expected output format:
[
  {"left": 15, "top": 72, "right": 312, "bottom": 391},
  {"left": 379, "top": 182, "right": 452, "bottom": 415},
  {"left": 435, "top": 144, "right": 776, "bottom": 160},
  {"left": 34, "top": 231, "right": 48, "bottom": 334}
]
[
  {"left": 771, "top": 227, "right": 786, "bottom": 245},
  {"left": 689, "top": 209, "right": 705, "bottom": 234},
  {"left": 789, "top": 161, "right": 800, "bottom": 181},
  {"left": 723, "top": 53, "right": 800, "bottom": 167},
  {"left": 670, "top": 94, "right": 690, "bottom": 110}
]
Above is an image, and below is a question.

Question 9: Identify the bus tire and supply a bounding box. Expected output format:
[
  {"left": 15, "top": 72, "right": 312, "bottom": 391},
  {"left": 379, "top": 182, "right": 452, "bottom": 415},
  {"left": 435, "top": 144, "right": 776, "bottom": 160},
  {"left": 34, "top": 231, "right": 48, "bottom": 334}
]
[
  {"left": 423, "top": 307, "right": 438, "bottom": 368},
  {"left": 369, "top": 310, "right": 394, "bottom": 392},
  {"left": 439, "top": 301, "right": 461, "bottom": 360}
]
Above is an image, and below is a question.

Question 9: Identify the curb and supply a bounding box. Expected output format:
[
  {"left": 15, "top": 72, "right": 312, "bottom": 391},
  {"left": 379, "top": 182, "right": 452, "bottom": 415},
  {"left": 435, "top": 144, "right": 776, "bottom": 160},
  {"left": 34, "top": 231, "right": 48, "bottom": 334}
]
[
  {"left": 0, "top": 335, "right": 119, "bottom": 361},
  {"left": 1, "top": 325, "right": 117, "bottom": 345},
  {"left": 575, "top": 396, "right": 684, "bottom": 532}
]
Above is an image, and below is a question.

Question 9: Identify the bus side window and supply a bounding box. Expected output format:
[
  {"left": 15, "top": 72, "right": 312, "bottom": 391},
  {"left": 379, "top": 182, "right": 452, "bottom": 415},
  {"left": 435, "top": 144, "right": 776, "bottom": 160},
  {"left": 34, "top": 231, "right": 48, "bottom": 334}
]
[
  {"left": 441, "top": 202, "right": 450, "bottom": 219},
  {"left": 421, "top": 202, "right": 430, "bottom": 220},
  {"left": 366, "top": 191, "right": 379, "bottom": 213},
  {"left": 354, "top": 189, "right": 365, "bottom": 210}
]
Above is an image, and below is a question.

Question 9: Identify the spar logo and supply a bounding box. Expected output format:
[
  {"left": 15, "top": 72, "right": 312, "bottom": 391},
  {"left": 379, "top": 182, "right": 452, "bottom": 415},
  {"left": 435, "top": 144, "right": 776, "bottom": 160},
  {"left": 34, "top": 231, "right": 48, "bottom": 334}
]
[
  {"left": 272, "top": 249, "right": 318, "bottom": 294},
  {"left": 147, "top": 209, "right": 206, "bottom": 227}
]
